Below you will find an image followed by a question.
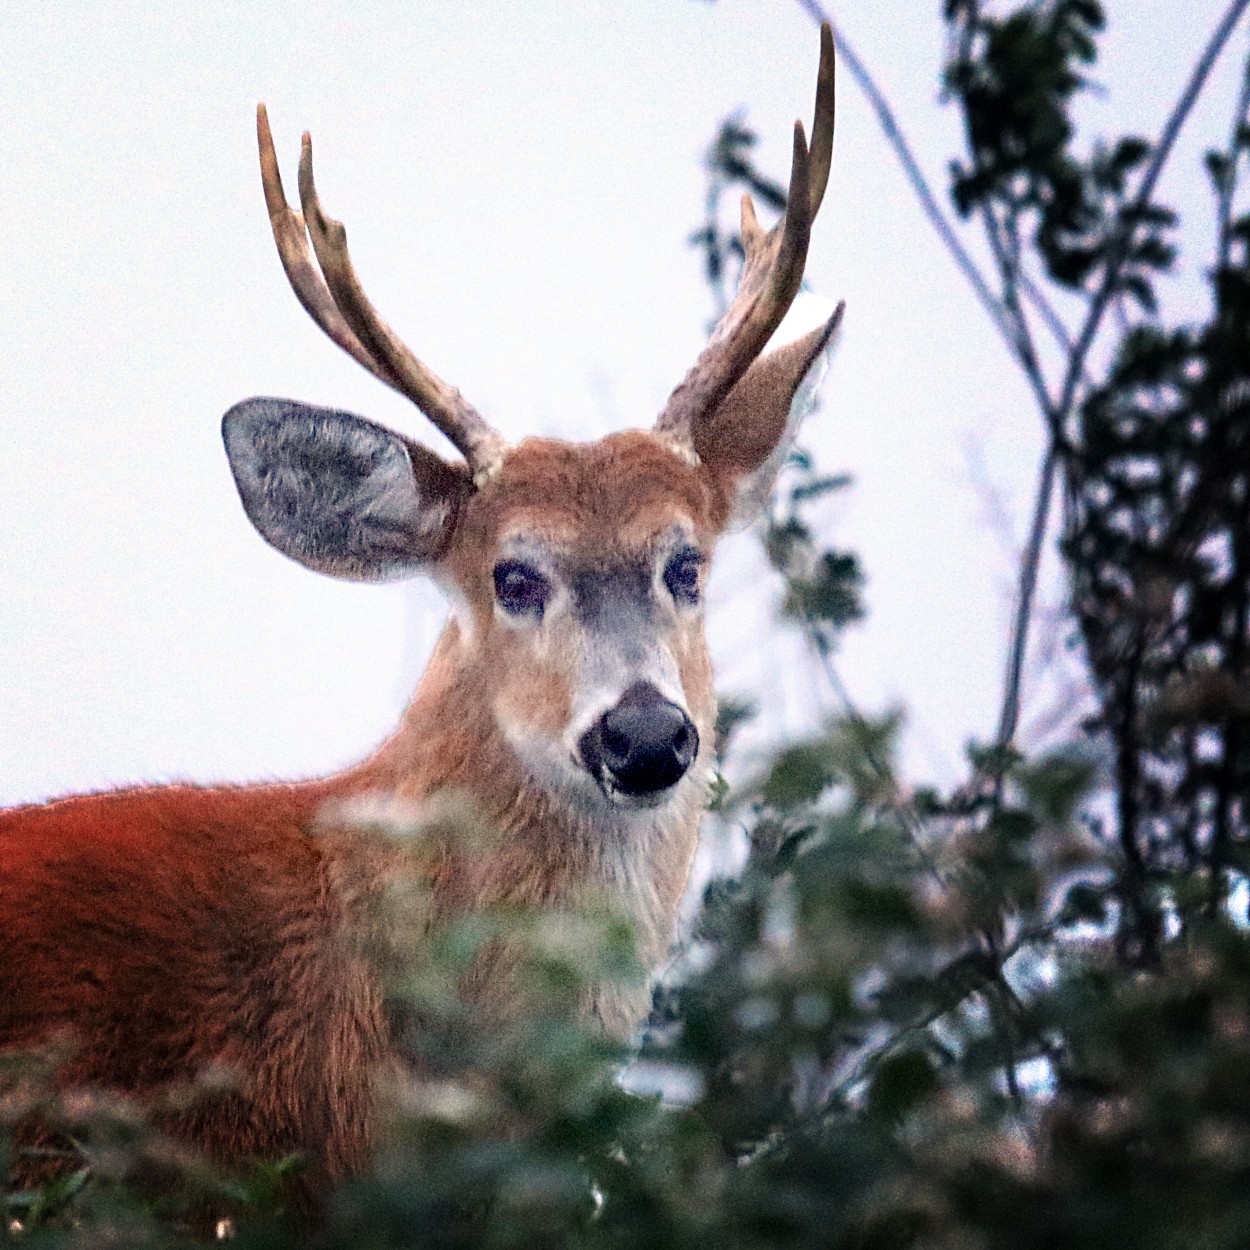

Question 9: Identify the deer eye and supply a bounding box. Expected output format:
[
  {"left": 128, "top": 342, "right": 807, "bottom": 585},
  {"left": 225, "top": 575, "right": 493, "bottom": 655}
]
[
  {"left": 663, "top": 549, "right": 703, "bottom": 605},
  {"left": 493, "top": 561, "right": 549, "bottom": 618}
]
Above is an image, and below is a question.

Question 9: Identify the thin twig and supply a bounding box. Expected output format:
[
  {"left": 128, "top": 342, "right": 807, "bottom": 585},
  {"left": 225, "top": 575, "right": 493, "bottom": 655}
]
[
  {"left": 978, "top": 201, "right": 1061, "bottom": 428},
  {"left": 995, "top": 446, "right": 1059, "bottom": 751},
  {"left": 1019, "top": 265, "right": 1077, "bottom": 356},
  {"left": 792, "top": 0, "right": 1010, "bottom": 349}
]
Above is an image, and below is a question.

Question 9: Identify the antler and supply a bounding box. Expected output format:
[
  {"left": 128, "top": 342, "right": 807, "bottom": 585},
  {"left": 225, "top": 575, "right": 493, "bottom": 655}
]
[
  {"left": 654, "top": 23, "right": 836, "bottom": 449},
  {"left": 256, "top": 105, "right": 508, "bottom": 485}
]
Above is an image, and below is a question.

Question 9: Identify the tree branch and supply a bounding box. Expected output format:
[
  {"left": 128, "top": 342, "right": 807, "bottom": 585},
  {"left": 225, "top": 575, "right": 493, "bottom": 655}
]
[{"left": 995, "top": 446, "right": 1059, "bottom": 752}]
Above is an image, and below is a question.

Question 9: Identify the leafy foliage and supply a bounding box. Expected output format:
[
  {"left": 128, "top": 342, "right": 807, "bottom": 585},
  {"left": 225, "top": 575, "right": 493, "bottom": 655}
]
[
  {"left": 941, "top": 0, "right": 1250, "bottom": 959},
  {"left": 943, "top": 0, "right": 1179, "bottom": 302}
]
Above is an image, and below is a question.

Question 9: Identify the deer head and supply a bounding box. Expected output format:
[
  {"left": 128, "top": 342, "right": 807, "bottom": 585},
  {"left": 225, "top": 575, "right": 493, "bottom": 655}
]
[{"left": 222, "top": 25, "right": 840, "bottom": 821}]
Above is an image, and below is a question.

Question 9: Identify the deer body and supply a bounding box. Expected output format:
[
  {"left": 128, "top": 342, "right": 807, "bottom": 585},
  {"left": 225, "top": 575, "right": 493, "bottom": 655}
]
[{"left": 0, "top": 28, "right": 840, "bottom": 1194}]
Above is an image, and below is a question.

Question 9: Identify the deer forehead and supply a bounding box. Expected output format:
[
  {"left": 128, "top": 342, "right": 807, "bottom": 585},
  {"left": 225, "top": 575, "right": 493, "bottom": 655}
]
[{"left": 448, "top": 432, "right": 724, "bottom": 568}]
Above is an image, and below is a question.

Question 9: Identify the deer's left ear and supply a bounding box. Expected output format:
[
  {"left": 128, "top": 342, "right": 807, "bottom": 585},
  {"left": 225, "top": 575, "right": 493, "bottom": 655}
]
[{"left": 695, "top": 302, "right": 843, "bottom": 531}]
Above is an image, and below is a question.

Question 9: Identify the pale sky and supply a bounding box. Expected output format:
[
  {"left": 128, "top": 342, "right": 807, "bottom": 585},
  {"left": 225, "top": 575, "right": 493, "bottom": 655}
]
[{"left": 2, "top": 1, "right": 1244, "bottom": 805}]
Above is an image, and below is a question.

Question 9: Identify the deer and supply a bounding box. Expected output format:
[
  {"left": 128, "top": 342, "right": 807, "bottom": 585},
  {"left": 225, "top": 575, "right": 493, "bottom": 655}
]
[{"left": 0, "top": 26, "right": 840, "bottom": 1201}]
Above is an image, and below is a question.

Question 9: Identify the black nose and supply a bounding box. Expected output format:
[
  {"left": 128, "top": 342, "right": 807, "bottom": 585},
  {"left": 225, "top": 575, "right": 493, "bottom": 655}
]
[{"left": 579, "top": 682, "right": 699, "bottom": 798}]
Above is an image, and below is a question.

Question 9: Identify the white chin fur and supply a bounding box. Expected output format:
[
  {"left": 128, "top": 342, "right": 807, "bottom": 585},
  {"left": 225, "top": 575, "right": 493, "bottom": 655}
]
[{"left": 596, "top": 776, "right": 680, "bottom": 811}]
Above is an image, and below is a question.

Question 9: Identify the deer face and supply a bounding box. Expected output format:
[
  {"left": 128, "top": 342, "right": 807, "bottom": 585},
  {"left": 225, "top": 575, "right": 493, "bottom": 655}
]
[
  {"left": 224, "top": 23, "right": 839, "bottom": 815},
  {"left": 223, "top": 317, "right": 838, "bottom": 813},
  {"left": 223, "top": 297, "right": 839, "bottom": 811},
  {"left": 441, "top": 434, "right": 717, "bottom": 810}
]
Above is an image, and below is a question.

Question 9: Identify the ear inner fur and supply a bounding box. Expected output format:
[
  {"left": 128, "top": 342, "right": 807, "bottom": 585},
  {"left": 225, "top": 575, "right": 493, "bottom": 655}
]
[
  {"left": 222, "top": 398, "right": 472, "bottom": 580},
  {"left": 693, "top": 306, "right": 843, "bottom": 497}
]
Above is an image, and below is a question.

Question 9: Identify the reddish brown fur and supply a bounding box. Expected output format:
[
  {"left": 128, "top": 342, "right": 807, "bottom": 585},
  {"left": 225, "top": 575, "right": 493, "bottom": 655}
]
[{"left": 0, "top": 781, "right": 382, "bottom": 1192}]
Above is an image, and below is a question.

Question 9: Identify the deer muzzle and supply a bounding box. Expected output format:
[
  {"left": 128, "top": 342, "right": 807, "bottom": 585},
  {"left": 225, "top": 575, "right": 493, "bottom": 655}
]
[{"left": 578, "top": 681, "right": 699, "bottom": 801}]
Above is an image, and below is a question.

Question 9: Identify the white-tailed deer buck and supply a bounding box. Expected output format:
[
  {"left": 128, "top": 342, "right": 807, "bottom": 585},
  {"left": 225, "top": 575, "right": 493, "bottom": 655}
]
[{"left": 0, "top": 27, "right": 840, "bottom": 1196}]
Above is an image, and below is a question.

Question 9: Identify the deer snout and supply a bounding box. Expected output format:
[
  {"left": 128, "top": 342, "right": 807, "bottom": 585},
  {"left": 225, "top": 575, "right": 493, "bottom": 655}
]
[{"left": 579, "top": 682, "right": 699, "bottom": 799}]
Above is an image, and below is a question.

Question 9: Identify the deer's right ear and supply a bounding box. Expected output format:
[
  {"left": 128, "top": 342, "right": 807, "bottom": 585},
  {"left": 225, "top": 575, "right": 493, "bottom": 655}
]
[{"left": 222, "top": 398, "right": 471, "bottom": 581}]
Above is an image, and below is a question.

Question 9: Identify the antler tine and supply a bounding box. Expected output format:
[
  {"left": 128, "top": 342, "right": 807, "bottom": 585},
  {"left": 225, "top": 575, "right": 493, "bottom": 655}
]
[
  {"left": 295, "top": 132, "right": 508, "bottom": 485},
  {"left": 654, "top": 25, "right": 835, "bottom": 446},
  {"left": 807, "top": 22, "right": 836, "bottom": 219},
  {"left": 256, "top": 105, "right": 402, "bottom": 390},
  {"left": 733, "top": 122, "right": 812, "bottom": 341}
]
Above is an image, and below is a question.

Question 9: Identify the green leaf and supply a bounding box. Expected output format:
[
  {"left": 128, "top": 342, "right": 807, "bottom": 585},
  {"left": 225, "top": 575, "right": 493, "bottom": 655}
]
[{"left": 867, "top": 1050, "right": 942, "bottom": 1121}]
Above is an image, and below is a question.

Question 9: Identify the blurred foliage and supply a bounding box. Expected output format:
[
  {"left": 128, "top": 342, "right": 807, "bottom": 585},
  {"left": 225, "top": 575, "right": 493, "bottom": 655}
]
[
  {"left": 761, "top": 452, "right": 865, "bottom": 655},
  {"left": 7, "top": 2, "right": 1250, "bottom": 1246},
  {"left": 944, "top": 0, "right": 1177, "bottom": 303},
  {"left": 939, "top": 0, "right": 1250, "bottom": 963},
  {"left": 690, "top": 114, "right": 789, "bottom": 324}
]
